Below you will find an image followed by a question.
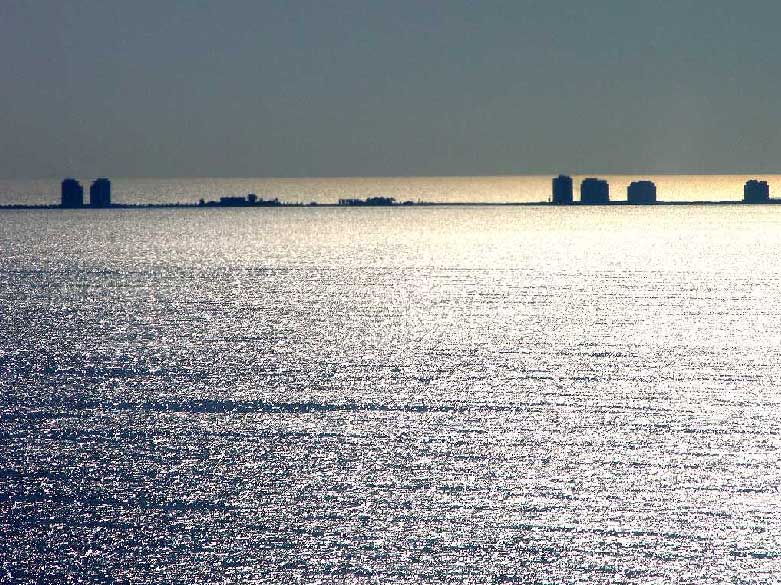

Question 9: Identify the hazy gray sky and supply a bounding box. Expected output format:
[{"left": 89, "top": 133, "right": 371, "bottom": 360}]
[{"left": 2, "top": 1, "right": 781, "bottom": 178}]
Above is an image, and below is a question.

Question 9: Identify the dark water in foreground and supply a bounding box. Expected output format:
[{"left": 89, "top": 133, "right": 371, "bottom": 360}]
[{"left": 2, "top": 206, "right": 781, "bottom": 583}]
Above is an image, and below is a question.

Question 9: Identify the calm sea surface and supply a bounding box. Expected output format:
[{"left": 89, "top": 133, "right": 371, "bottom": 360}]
[{"left": 3, "top": 192, "right": 781, "bottom": 582}]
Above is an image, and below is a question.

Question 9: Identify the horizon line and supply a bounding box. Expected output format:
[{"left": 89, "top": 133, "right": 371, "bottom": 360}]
[{"left": 5, "top": 172, "right": 781, "bottom": 182}]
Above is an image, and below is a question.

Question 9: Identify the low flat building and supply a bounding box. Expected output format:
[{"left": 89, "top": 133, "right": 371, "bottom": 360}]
[
  {"left": 201, "top": 195, "right": 281, "bottom": 207},
  {"left": 744, "top": 180, "right": 770, "bottom": 203},
  {"left": 338, "top": 197, "right": 395, "bottom": 206},
  {"left": 219, "top": 196, "right": 248, "bottom": 206},
  {"left": 627, "top": 180, "right": 657, "bottom": 204},
  {"left": 580, "top": 178, "right": 610, "bottom": 204}
]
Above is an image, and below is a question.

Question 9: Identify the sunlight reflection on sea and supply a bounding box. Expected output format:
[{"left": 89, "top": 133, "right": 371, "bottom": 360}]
[{"left": 2, "top": 205, "right": 781, "bottom": 582}]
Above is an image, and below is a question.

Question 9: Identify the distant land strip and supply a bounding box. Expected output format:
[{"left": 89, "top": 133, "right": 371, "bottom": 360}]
[
  {"left": 3, "top": 175, "right": 779, "bottom": 209},
  {"left": 4, "top": 200, "right": 781, "bottom": 210}
]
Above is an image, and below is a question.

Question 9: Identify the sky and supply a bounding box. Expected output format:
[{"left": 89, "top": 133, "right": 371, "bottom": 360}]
[{"left": 1, "top": 1, "right": 781, "bottom": 178}]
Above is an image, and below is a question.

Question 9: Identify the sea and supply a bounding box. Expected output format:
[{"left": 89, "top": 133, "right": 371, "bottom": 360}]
[{"left": 2, "top": 176, "right": 781, "bottom": 583}]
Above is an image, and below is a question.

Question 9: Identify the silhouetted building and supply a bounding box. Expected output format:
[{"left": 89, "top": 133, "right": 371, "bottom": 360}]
[
  {"left": 366, "top": 197, "right": 395, "bottom": 206},
  {"left": 338, "top": 197, "right": 396, "bottom": 206},
  {"left": 89, "top": 178, "right": 111, "bottom": 208},
  {"left": 202, "top": 195, "right": 281, "bottom": 207},
  {"left": 61, "top": 178, "right": 84, "bottom": 208},
  {"left": 219, "top": 196, "right": 248, "bottom": 206},
  {"left": 627, "top": 180, "right": 657, "bottom": 204},
  {"left": 552, "top": 175, "right": 573, "bottom": 204},
  {"left": 744, "top": 180, "right": 770, "bottom": 203},
  {"left": 580, "top": 178, "right": 610, "bottom": 204}
]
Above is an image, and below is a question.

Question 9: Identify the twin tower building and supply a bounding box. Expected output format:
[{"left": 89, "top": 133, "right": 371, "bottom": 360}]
[
  {"left": 61, "top": 178, "right": 111, "bottom": 208},
  {"left": 552, "top": 175, "right": 656, "bottom": 205}
]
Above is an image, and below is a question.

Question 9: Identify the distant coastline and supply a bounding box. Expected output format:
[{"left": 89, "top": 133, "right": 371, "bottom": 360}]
[
  {"left": 6, "top": 199, "right": 781, "bottom": 210},
  {"left": 3, "top": 174, "right": 781, "bottom": 209}
]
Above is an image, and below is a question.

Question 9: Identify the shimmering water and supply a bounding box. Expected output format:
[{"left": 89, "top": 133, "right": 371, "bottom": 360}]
[{"left": 3, "top": 205, "right": 781, "bottom": 583}]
